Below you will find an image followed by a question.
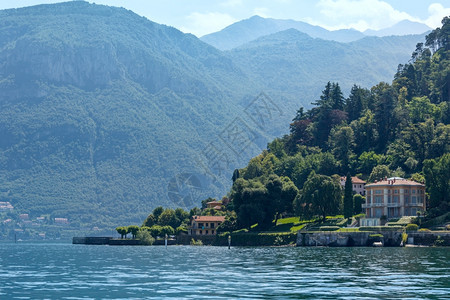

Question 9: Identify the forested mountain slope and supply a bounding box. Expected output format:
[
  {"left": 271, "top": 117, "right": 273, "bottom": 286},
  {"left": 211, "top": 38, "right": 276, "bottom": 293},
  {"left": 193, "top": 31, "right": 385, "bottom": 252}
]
[{"left": 226, "top": 18, "right": 449, "bottom": 229}]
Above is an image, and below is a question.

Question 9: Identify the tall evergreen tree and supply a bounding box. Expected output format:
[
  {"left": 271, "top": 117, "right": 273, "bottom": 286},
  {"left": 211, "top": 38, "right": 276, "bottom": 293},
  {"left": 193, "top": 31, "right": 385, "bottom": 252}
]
[{"left": 343, "top": 173, "right": 353, "bottom": 219}]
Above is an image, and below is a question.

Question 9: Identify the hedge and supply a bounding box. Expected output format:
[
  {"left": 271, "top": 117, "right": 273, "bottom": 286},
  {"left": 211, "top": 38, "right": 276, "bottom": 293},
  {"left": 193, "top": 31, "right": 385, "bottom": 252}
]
[{"left": 359, "top": 226, "right": 403, "bottom": 232}]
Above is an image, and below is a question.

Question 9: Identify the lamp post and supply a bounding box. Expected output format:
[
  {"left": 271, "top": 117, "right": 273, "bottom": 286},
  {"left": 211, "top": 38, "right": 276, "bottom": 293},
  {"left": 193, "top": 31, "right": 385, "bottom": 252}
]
[{"left": 228, "top": 235, "right": 231, "bottom": 249}]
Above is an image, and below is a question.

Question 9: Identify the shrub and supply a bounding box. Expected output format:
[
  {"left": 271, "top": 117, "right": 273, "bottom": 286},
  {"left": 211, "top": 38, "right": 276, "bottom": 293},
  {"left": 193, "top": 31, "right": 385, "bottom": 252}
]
[
  {"left": 418, "top": 228, "right": 431, "bottom": 232},
  {"left": 433, "top": 235, "right": 444, "bottom": 246},
  {"left": 319, "top": 226, "right": 340, "bottom": 231},
  {"left": 405, "top": 224, "right": 419, "bottom": 232},
  {"left": 402, "top": 232, "right": 408, "bottom": 244},
  {"left": 176, "top": 226, "right": 188, "bottom": 235},
  {"left": 136, "top": 230, "right": 155, "bottom": 245},
  {"left": 190, "top": 238, "right": 203, "bottom": 246}
]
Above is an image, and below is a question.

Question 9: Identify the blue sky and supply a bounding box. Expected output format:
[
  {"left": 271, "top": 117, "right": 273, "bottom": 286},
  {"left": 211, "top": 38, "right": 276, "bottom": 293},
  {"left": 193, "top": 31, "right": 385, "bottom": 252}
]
[{"left": 1, "top": 0, "right": 449, "bottom": 36}]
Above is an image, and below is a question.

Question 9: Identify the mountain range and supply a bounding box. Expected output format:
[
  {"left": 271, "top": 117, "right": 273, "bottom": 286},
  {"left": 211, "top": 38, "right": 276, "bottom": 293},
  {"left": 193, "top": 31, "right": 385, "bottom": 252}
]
[
  {"left": 0, "top": 2, "right": 427, "bottom": 231},
  {"left": 201, "top": 15, "right": 431, "bottom": 51}
]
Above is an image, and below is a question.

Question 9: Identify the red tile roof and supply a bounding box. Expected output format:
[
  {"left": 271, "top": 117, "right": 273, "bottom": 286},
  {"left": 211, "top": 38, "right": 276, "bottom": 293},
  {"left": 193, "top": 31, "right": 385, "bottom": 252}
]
[
  {"left": 365, "top": 178, "right": 424, "bottom": 188},
  {"left": 192, "top": 216, "right": 225, "bottom": 222},
  {"left": 340, "top": 176, "right": 366, "bottom": 184}
]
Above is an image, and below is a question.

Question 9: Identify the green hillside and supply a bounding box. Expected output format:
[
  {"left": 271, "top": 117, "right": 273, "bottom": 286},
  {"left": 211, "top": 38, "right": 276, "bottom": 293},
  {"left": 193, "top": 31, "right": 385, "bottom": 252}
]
[{"left": 224, "top": 18, "right": 449, "bottom": 230}]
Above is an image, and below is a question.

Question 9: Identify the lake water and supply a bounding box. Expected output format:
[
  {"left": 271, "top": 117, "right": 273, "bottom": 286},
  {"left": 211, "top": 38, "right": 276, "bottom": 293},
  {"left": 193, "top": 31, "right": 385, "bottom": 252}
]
[{"left": 0, "top": 243, "right": 449, "bottom": 299}]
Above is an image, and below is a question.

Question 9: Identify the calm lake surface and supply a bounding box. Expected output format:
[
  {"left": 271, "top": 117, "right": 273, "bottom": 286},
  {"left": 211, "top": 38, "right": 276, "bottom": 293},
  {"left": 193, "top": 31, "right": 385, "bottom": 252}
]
[{"left": 0, "top": 243, "right": 449, "bottom": 299}]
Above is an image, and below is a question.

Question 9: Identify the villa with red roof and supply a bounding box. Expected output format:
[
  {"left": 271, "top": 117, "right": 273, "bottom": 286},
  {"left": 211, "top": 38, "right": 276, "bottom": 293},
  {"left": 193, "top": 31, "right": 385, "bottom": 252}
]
[
  {"left": 361, "top": 177, "right": 426, "bottom": 226},
  {"left": 189, "top": 215, "right": 225, "bottom": 236},
  {"left": 340, "top": 176, "right": 366, "bottom": 196}
]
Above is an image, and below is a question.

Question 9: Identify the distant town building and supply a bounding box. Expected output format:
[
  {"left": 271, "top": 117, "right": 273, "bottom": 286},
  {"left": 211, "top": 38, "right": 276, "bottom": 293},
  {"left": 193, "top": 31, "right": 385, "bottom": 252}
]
[
  {"left": 0, "top": 201, "right": 14, "bottom": 211},
  {"left": 54, "top": 218, "right": 69, "bottom": 224},
  {"left": 340, "top": 176, "right": 366, "bottom": 196},
  {"left": 361, "top": 177, "right": 426, "bottom": 226},
  {"left": 189, "top": 215, "right": 225, "bottom": 236},
  {"left": 19, "top": 214, "right": 29, "bottom": 220}
]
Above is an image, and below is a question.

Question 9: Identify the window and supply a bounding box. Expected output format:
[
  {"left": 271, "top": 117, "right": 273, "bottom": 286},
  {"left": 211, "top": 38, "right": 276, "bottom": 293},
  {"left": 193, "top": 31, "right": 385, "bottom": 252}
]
[
  {"left": 212, "top": 230, "right": 215, "bottom": 234},
  {"left": 412, "top": 189, "right": 416, "bottom": 194},
  {"left": 375, "top": 190, "right": 382, "bottom": 194},
  {"left": 206, "top": 230, "right": 209, "bottom": 235},
  {"left": 375, "top": 208, "right": 383, "bottom": 217},
  {"left": 198, "top": 223, "right": 204, "bottom": 227},
  {"left": 405, "top": 196, "right": 409, "bottom": 204},
  {"left": 412, "top": 196, "right": 417, "bottom": 204},
  {"left": 394, "top": 189, "right": 398, "bottom": 194},
  {"left": 393, "top": 195, "right": 399, "bottom": 203},
  {"left": 367, "top": 196, "right": 371, "bottom": 204},
  {"left": 199, "top": 230, "right": 203, "bottom": 235},
  {"left": 375, "top": 196, "right": 383, "bottom": 204},
  {"left": 405, "top": 189, "right": 408, "bottom": 194},
  {"left": 210, "top": 223, "right": 214, "bottom": 228},
  {"left": 387, "top": 196, "right": 391, "bottom": 203}
]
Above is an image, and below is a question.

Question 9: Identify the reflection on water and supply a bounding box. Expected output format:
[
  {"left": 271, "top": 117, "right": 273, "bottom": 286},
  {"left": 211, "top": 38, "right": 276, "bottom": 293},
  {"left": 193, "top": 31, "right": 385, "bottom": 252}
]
[{"left": 0, "top": 243, "right": 449, "bottom": 299}]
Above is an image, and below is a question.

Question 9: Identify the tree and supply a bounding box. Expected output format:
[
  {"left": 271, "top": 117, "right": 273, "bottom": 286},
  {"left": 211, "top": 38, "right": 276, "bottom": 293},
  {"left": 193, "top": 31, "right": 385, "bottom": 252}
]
[
  {"left": 368, "top": 165, "right": 391, "bottom": 183},
  {"left": 423, "top": 154, "right": 450, "bottom": 209},
  {"left": 294, "top": 172, "right": 342, "bottom": 221},
  {"left": 353, "top": 194, "right": 364, "bottom": 214},
  {"left": 329, "top": 126, "right": 355, "bottom": 172},
  {"left": 343, "top": 173, "right": 353, "bottom": 219},
  {"left": 232, "top": 169, "right": 240, "bottom": 182},
  {"left": 152, "top": 206, "right": 164, "bottom": 221},
  {"left": 158, "top": 209, "right": 179, "bottom": 229},
  {"left": 116, "top": 226, "right": 128, "bottom": 239},
  {"left": 346, "top": 85, "right": 370, "bottom": 121},
  {"left": 371, "top": 82, "right": 398, "bottom": 150},
  {"left": 128, "top": 225, "right": 139, "bottom": 239},
  {"left": 175, "top": 208, "right": 189, "bottom": 225},
  {"left": 217, "top": 211, "right": 238, "bottom": 233},
  {"left": 350, "top": 109, "right": 378, "bottom": 154},
  {"left": 357, "top": 151, "right": 384, "bottom": 174},
  {"left": 142, "top": 214, "right": 156, "bottom": 227}
]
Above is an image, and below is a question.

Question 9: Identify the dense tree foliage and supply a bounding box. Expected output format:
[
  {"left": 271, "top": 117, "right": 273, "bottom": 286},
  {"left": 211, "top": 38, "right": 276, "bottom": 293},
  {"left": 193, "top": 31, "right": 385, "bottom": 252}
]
[{"left": 225, "top": 18, "right": 449, "bottom": 227}]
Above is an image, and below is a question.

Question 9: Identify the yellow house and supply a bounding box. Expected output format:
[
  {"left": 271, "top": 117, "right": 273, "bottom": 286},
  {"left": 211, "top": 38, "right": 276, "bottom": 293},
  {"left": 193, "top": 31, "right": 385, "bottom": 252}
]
[
  {"left": 189, "top": 215, "right": 225, "bottom": 236},
  {"left": 361, "top": 177, "right": 426, "bottom": 226}
]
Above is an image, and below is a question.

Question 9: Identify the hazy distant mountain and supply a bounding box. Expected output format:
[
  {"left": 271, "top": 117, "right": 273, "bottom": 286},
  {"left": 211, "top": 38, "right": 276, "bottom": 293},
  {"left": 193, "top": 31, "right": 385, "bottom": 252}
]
[
  {"left": 0, "top": 2, "right": 425, "bottom": 231},
  {"left": 364, "top": 20, "right": 432, "bottom": 37},
  {"left": 230, "top": 29, "right": 426, "bottom": 113},
  {"left": 201, "top": 15, "right": 366, "bottom": 50}
]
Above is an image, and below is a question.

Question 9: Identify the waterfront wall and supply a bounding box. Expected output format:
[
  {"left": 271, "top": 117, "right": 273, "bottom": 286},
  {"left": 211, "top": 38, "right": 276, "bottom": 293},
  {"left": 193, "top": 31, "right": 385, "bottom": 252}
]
[
  {"left": 407, "top": 232, "right": 450, "bottom": 246},
  {"left": 297, "top": 231, "right": 403, "bottom": 247}
]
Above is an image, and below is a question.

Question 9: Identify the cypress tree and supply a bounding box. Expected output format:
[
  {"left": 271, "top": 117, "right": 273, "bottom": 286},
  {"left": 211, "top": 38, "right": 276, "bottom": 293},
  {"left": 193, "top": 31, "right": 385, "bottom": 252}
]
[{"left": 344, "top": 173, "right": 353, "bottom": 219}]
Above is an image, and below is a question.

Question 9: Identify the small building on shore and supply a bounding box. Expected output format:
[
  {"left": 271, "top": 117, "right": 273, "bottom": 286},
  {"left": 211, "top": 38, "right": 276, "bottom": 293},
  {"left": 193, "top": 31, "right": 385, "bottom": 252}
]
[
  {"left": 189, "top": 215, "right": 225, "bottom": 236},
  {"left": 361, "top": 177, "right": 426, "bottom": 226},
  {"left": 206, "top": 201, "right": 223, "bottom": 210}
]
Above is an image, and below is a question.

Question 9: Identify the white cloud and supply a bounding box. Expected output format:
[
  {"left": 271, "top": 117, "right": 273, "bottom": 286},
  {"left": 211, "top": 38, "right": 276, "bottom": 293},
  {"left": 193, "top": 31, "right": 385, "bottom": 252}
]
[
  {"left": 316, "top": 0, "right": 419, "bottom": 31},
  {"left": 220, "top": 0, "right": 243, "bottom": 8},
  {"left": 424, "top": 3, "right": 450, "bottom": 29},
  {"left": 181, "top": 12, "right": 237, "bottom": 37}
]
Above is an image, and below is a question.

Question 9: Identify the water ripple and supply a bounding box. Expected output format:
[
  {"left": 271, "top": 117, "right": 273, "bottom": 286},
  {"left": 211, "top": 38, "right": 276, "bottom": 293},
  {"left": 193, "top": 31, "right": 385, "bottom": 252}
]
[{"left": 0, "top": 243, "right": 449, "bottom": 299}]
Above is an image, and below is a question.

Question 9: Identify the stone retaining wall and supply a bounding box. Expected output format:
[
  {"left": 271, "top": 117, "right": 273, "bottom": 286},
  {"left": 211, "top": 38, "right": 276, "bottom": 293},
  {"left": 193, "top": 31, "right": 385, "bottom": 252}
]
[{"left": 297, "top": 231, "right": 403, "bottom": 247}]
